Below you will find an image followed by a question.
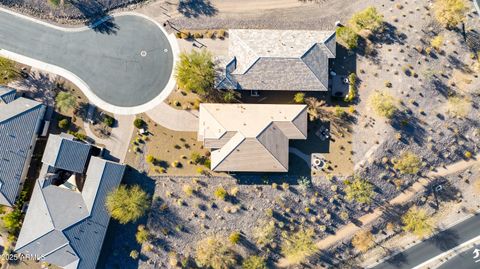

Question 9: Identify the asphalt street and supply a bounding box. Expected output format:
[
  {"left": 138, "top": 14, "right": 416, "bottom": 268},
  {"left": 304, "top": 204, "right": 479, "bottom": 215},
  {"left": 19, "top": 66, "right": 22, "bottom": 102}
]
[
  {"left": 0, "top": 11, "right": 173, "bottom": 107},
  {"left": 371, "top": 213, "right": 480, "bottom": 269},
  {"left": 437, "top": 244, "right": 480, "bottom": 269}
]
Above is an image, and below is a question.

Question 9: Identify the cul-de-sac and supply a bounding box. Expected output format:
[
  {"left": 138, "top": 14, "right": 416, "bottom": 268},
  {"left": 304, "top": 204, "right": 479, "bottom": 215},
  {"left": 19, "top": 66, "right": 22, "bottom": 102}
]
[{"left": 0, "top": 0, "right": 479, "bottom": 268}]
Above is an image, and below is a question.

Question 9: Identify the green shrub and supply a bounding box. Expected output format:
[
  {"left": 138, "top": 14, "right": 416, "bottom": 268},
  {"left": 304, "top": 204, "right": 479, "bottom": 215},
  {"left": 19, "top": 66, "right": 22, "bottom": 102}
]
[
  {"left": 0, "top": 56, "right": 19, "bottom": 82},
  {"left": 103, "top": 115, "right": 114, "bottom": 127},
  {"left": 136, "top": 225, "right": 150, "bottom": 244},
  {"left": 134, "top": 118, "right": 145, "bottom": 129},
  {"left": 146, "top": 155, "right": 155, "bottom": 164},
  {"left": 229, "top": 231, "right": 241, "bottom": 244},
  {"left": 349, "top": 6, "right": 384, "bottom": 33},
  {"left": 344, "top": 73, "right": 357, "bottom": 102},
  {"left": 345, "top": 177, "right": 374, "bottom": 204},
  {"left": 336, "top": 26, "right": 359, "bottom": 49},
  {"left": 214, "top": 186, "right": 227, "bottom": 200},
  {"left": 368, "top": 91, "right": 398, "bottom": 118},
  {"left": 106, "top": 185, "right": 150, "bottom": 224},
  {"left": 216, "top": 29, "right": 226, "bottom": 39},
  {"left": 55, "top": 92, "right": 77, "bottom": 113},
  {"left": 58, "top": 118, "right": 70, "bottom": 129},
  {"left": 293, "top": 92, "right": 305, "bottom": 104},
  {"left": 281, "top": 228, "right": 317, "bottom": 265},
  {"left": 175, "top": 50, "right": 215, "bottom": 95},
  {"left": 242, "top": 255, "right": 267, "bottom": 269},
  {"left": 195, "top": 236, "right": 236, "bottom": 269},
  {"left": 130, "top": 250, "right": 139, "bottom": 259},
  {"left": 433, "top": 0, "right": 467, "bottom": 29},
  {"left": 402, "top": 206, "right": 433, "bottom": 238},
  {"left": 193, "top": 32, "right": 204, "bottom": 39},
  {"left": 393, "top": 152, "right": 421, "bottom": 175}
]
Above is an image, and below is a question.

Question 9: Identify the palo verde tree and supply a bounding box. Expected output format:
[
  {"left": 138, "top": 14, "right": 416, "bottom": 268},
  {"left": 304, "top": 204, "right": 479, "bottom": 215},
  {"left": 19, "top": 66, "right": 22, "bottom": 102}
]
[
  {"left": 281, "top": 228, "right": 317, "bottom": 265},
  {"left": 393, "top": 152, "right": 422, "bottom": 175},
  {"left": 55, "top": 91, "right": 77, "bottom": 113},
  {"left": 433, "top": 0, "right": 468, "bottom": 29},
  {"left": 345, "top": 177, "right": 375, "bottom": 204},
  {"left": 402, "top": 206, "right": 434, "bottom": 238},
  {"left": 348, "top": 6, "right": 384, "bottom": 33},
  {"left": 106, "top": 184, "right": 150, "bottom": 224},
  {"left": 175, "top": 49, "right": 215, "bottom": 95},
  {"left": 195, "top": 236, "right": 236, "bottom": 269}
]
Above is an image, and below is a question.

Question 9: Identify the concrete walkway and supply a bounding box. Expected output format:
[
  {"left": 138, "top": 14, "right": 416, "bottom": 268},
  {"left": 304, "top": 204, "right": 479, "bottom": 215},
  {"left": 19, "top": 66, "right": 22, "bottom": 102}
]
[
  {"left": 84, "top": 114, "right": 134, "bottom": 163},
  {"left": 146, "top": 102, "right": 198, "bottom": 132},
  {"left": 277, "top": 157, "right": 480, "bottom": 267}
]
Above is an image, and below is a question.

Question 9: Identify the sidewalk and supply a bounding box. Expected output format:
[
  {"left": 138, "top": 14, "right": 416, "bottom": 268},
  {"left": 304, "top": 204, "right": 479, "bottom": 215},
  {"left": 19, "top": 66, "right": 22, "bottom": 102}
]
[{"left": 146, "top": 102, "right": 198, "bottom": 132}]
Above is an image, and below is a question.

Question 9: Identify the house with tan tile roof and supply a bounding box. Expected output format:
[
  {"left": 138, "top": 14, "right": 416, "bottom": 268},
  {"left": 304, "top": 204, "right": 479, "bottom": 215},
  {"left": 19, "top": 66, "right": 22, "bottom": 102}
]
[{"left": 198, "top": 103, "right": 308, "bottom": 172}]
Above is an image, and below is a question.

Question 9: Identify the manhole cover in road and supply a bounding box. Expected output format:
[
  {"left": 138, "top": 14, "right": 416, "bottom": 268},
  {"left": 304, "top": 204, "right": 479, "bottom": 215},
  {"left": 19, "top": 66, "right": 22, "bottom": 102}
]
[
  {"left": 164, "top": 48, "right": 168, "bottom": 53},
  {"left": 140, "top": 50, "right": 147, "bottom": 57}
]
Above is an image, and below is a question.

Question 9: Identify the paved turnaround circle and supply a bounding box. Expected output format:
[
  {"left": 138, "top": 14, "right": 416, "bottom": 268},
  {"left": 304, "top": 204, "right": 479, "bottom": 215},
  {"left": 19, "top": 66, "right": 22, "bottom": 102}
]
[{"left": 0, "top": 9, "right": 175, "bottom": 114}]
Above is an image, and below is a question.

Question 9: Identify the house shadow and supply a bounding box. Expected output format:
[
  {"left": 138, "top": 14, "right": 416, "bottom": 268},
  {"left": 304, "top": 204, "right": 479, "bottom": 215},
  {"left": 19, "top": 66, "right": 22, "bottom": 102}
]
[
  {"left": 177, "top": 0, "right": 218, "bottom": 18},
  {"left": 96, "top": 166, "right": 156, "bottom": 269}
]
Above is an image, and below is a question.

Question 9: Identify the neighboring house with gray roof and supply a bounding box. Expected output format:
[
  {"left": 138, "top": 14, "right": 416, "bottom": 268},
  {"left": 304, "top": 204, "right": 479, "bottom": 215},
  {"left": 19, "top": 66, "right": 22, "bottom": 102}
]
[
  {"left": 0, "top": 86, "right": 16, "bottom": 104},
  {"left": 217, "top": 29, "right": 336, "bottom": 93},
  {"left": 42, "top": 134, "right": 92, "bottom": 174},
  {"left": 15, "top": 133, "right": 125, "bottom": 269},
  {"left": 198, "top": 103, "right": 307, "bottom": 172},
  {"left": 0, "top": 88, "right": 45, "bottom": 206}
]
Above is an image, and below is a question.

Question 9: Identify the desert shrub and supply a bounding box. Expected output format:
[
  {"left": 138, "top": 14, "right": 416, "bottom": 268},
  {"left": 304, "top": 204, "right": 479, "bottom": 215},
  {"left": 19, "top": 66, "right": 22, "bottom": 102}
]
[
  {"left": 242, "top": 255, "right": 267, "bottom": 269},
  {"left": 193, "top": 32, "right": 204, "bottom": 39},
  {"left": 351, "top": 230, "right": 374, "bottom": 252},
  {"left": 281, "top": 228, "right": 317, "bottom": 265},
  {"left": 146, "top": 155, "right": 155, "bottom": 164},
  {"left": 464, "top": 151, "right": 472, "bottom": 159},
  {"left": 134, "top": 118, "right": 145, "bottom": 129},
  {"left": 106, "top": 185, "right": 150, "bottom": 224},
  {"left": 214, "top": 186, "right": 228, "bottom": 200},
  {"left": 294, "top": 92, "right": 305, "bottom": 103},
  {"left": 205, "top": 30, "right": 215, "bottom": 38},
  {"left": 136, "top": 225, "right": 150, "bottom": 244},
  {"left": 430, "top": 35, "right": 444, "bottom": 51},
  {"left": 229, "top": 187, "right": 239, "bottom": 197},
  {"left": 183, "top": 184, "right": 194, "bottom": 197},
  {"left": 447, "top": 95, "right": 471, "bottom": 118},
  {"left": 67, "top": 130, "right": 87, "bottom": 141},
  {"left": 103, "top": 115, "right": 114, "bottom": 127},
  {"left": 180, "top": 31, "right": 191, "bottom": 39},
  {"left": 229, "top": 231, "right": 241, "bottom": 244},
  {"left": 368, "top": 91, "right": 398, "bottom": 118},
  {"left": 58, "top": 118, "right": 70, "bottom": 129},
  {"left": 349, "top": 6, "right": 384, "bottom": 33},
  {"left": 216, "top": 29, "right": 226, "bottom": 39},
  {"left": 393, "top": 152, "right": 421, "bottom": 175},
  {"left": 130, "top": 250, "right": 139, "bottom": 259},
  {"left": 345, "top": 177, "right": 374, "bottom": 204},
  {"left": 253, "top": 220, "right": 276, "bottom": 247},
  {"left": 195, "top": 236, "right": 236, "bottom": 269},
  {"left": 344, "top": 73, "right": 357, "bottom": 102},
  {"left": 48, "top": 0, "right": 61, "bottom": 6},
  {"left": 0, "top": 56, "right": 19, "bottom": 82},
  {"left": 336, "top": 26, "right": 359, "bottom": 49},
  {"left": 175, "top": 50, "right": 215, "bottom": 95},
  {"left": 190, "top": 152, "right": 203, "bottom": 164},
  {"left": 223, "top": 91, "right": 236, "bottom": 103},
  {"left": 55, "top": 92, "right": 77, "bottom": 113},
  {"left": 402, "top": 206, "right": 434, "bottom": 238},
  {"left": 334, "top": 106, "right": 347, "bottom": 119},
  {"left": 433, "top": 0, "right": 467, "bottom": 29}
]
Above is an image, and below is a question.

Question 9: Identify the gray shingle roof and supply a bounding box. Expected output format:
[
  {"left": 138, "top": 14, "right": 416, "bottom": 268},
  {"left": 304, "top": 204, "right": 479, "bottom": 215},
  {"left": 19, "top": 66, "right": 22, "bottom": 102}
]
[
  {"left": 42, "top": 134, "right": 92, "bottom": 173},
  {"left": 0, "top": 95, "right": 45, "bottom": 206},
  {"left": 15, "top": 155, "right": 126, "bottom": 269},
  {"left": 0, "top": 86, "right": 16, "bottom": 104},
  {"left": 218, "top": 29, "right": 336, "bottom": 92}
]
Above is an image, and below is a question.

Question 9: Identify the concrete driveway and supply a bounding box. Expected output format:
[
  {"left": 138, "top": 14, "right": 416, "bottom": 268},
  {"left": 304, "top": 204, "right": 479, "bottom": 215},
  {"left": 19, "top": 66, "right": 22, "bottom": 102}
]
[{"left": 0, "top": 8, "right": 177, "bottom": 114}]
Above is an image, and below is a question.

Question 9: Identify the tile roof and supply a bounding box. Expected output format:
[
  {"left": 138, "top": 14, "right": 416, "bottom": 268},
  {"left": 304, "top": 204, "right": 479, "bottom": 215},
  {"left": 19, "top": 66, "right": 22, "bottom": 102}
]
[
  {"left": 0, "top": 93, "right": 45, "bottom": 206},
  {"left": 15, "top": 155, "right": 125, "bottom": 269},
  {"left": 42, "top": 134, "right": 92, "bottom": 173},
  {"left": 218, "top": 29, "right": 336, "bottom": 91},
  {"left": 198, "top": 104, "right": 307, "bottom": 172}
]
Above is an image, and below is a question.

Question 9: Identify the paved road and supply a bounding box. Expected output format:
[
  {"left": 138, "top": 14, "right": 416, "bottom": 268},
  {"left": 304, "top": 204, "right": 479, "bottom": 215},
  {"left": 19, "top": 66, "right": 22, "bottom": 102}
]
[
  {"left": 0, "top": 10, "right": 173, "bottom": 108},
  {"left": 437, "top": 244, "right": 480, "bottom": 269},
  {"left": 372, "top": 214, "right": 480, "bottom": 269}
]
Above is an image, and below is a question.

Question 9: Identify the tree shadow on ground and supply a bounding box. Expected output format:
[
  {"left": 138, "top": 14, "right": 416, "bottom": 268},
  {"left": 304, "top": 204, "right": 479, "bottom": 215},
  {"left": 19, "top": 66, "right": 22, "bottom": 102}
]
[
  {"left": 177, "top": 0, "right": 218, "bottom": 18},
  {"left": 97, "top": 166, "right": 155, "bottom": 269},
  {"left": 426, "top": 229, "right": 460, "bottom": 251},
  {"left": 370, "top": 22, "right": 408, "bottom": 46},
  {"left": 390, "top": 111, "right": 427, "bottom": 146},
  {"left": 69, "top": 0, "right": 119, "bottom": 34}
]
